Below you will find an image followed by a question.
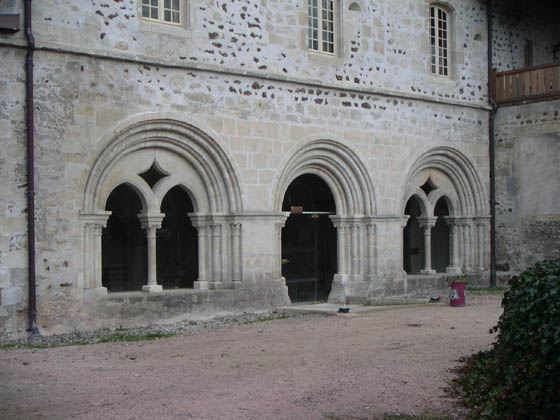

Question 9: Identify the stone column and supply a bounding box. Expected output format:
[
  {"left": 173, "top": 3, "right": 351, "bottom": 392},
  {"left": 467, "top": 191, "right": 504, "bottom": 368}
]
[
  {"left": 331, "top": 221, "right": 347, "bottom": 274},
  {"left": 350, "top": 223, "right": 360, "bottom": 275},
  {"left": 210, "top": 222, "right": 223, "bottom": 286},
  {"left": 230, "top": 222, "right": 242, "bottom": 283},
  {"left": 190, "top": 214, "right": 209, "bottom": 290},
  {"left": 444, "top": 217, "right": 461, "bottom": 274},
  {"left": 79, "top": 211, "right": 111, "bottom": 293},
  {"left": 366, "top": 222, "right": 376, "bottom": 276},
  {"left": 138, "top": 213, "right": 164, "bottom": 293},
  {"left": 418, "top": 217, "right": 437, "bottom": 275},
  {"left": 475, "top": 220, "right": 488, "bottom": 271},
  {"left": 464, "top": 221, "right": 473, "bottom": 272}
]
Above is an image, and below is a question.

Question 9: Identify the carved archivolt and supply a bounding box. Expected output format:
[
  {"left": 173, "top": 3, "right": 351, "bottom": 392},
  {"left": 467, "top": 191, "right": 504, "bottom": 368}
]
[{"left": 79, "top": 118, "right": 243, "bottom": 291}]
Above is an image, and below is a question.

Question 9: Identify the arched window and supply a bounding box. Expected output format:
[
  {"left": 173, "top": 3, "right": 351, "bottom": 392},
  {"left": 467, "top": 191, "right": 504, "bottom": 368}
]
[{"left": 430, "top": 4, "right": 450, "bottom": 76}]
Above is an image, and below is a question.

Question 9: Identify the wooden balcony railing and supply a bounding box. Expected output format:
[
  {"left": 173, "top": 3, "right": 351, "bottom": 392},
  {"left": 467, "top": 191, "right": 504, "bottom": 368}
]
[{"left": 493, "top": 63, "right": 560, "bottom": 104}]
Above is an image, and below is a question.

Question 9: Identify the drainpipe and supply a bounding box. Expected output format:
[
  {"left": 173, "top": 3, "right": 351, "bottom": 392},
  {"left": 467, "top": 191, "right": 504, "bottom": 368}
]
[
  {"left": 487, "top": 0, "right": 497, "bottom": 288},
  {"left": 25, "top": 0, "right": 39, "bottom": 336}
]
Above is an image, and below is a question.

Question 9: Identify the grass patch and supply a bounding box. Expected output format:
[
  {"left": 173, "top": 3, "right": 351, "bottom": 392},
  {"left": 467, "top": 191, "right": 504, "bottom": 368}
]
[
  {"left": 241, "top": 312, "right": 292, "bottom": 324},
  {"left": 98, "top": 331, "right": 174, "bottom": 343},
  {"left": 467, "top": 286, "right": 504, "bottom": 293}
]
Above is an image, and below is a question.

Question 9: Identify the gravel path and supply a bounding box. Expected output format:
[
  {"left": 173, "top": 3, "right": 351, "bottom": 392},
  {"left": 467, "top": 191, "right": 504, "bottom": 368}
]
[{"left": 0, "top": 294, "right": 503, "bottom": 420}]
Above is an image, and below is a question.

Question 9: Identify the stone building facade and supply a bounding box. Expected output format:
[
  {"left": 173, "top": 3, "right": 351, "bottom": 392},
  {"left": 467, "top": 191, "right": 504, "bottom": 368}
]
[{"left": 0, "top": 0, "right": 555, "bottom": 340}]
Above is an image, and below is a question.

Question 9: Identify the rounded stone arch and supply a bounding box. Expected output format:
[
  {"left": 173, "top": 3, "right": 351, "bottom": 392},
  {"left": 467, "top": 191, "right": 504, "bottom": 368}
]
[
  {"left": 402, "top": 147, "right": 488, "bottom": 217},
  {"left": 402, "top": 146, "right": 490, "bottom": 275},
  {"left": 274, "top": 139, "right": 376, "bottom": 216},
  {"left": 80, "top": 118, "right": 243, "bottom": 293},
  {"left": 82, "top": 118, "right": 243, "bottom": 214}
]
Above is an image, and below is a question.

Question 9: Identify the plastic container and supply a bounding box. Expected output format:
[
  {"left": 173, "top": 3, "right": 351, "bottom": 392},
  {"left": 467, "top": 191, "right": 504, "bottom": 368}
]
[{"left": 449, "top": 282, "right": 467, "bottom": 307}]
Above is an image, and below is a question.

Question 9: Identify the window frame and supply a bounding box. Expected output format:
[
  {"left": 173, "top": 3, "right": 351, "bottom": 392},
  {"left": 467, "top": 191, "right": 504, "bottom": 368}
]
[
  {"left": 307, "top": 0, "right": 337, "bottom": 56},
  {"left": 429, "top": 4, "right": 450, "bottom": 77},
  {"left": 141, "top": 0, "right": 182, "bottom": 27}
]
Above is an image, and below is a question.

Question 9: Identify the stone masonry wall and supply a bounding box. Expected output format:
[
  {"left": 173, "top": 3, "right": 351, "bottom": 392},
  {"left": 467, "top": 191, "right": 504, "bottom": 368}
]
[
  {"left": 0, "top": 0, "right": 491, "bottom": 339},
  {"left": 494, "top": 99, "right": 560, "bottom": 275},
  {"left": 492, "top": 0, "right": 560, "bottom": 71}
]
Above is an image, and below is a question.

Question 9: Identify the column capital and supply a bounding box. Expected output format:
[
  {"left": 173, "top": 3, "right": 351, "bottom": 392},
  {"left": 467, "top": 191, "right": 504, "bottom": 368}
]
[
  {"left": 137, "top": 213, "right": 164, "bottom": 229},
  {"left": 79, "top": 211, "right": 111, "bottom": 227},
  {"left": 417, "top": 217, "right": 438, "bottom": 229}
]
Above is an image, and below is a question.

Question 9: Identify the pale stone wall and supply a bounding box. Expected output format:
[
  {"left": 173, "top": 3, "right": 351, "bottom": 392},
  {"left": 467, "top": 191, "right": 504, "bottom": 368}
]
[
  {"left": 494, "top": 99, "right": 560, "bottom": 275},
  {"left": 0, "top": 0, "right": 492, "bottom": 339}
]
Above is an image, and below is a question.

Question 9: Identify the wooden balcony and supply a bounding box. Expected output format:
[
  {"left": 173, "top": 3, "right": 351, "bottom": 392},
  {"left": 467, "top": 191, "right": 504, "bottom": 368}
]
[{"left": 493, "top": 63, "right": 560, "bottom": 104}]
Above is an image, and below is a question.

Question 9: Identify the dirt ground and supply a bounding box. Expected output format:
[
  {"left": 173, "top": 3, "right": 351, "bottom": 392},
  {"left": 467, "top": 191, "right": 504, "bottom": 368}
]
[{"left": 0, "top": 294, "right": 503, "bottom": 420}]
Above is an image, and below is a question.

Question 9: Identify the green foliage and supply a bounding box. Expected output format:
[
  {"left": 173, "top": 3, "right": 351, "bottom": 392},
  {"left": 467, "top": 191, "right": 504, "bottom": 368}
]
[{"left": 452, "top": 259, "right": 560, "bottom": 419}]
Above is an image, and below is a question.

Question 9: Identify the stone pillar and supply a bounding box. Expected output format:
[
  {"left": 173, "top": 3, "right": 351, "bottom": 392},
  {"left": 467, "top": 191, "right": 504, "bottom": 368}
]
[
  {"left": 336, "top": 223, "right": 347, "bottom": 274},
  {"left": 230, "top": 222, "right": 242, "bottom": 282},
  {"left": 366, "top": 222, "right": 376, "bottom": 276},
  {"left": 464, "top": 221, "right": 473, "bottom": 272},
  {"left": 418, "top": 217, "right": 437, "bottom": 275},
  {"left": 190, "top": 215, "right": 209, "bottom": 289},
  {"left": 210, "top": 222, "right": 223, "bottom": 286},
  {"left": 475, "top": 220, "right": 488, "bottom": 271},
  {"left": 444, "top": 217, "right": 461, "bottom": 274},
  {"left": 138, "top": 213, "right": 164, "bottom": 293},
  {"left": 79, "top": 211, "right": 111, "bottom": 293},
  {"left": 350, "top": 223, "right": 360, "bottom": 275}
]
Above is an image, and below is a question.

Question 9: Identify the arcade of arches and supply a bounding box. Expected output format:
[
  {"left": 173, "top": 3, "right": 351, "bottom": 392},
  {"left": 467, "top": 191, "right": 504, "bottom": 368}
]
[{"left": 79, "top": 120, "right": 490, "bottom": 302}]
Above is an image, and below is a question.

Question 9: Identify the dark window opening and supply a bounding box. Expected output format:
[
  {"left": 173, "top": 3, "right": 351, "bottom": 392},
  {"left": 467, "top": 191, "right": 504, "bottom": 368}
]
[
  {"left": 403, "top": 196, "right": 423, "bottom": 274},
  {"left": 431, "top": 198, "right": 450, "bottom": 273},
  {"left": 102, "top": 184, "right": 147, "bottom": 291},
  {"left": 157, "top": 186, "right": 198, "bottom": 289},
  {"left": 281, "top": 174, "right": 337, "bottom": 302}
]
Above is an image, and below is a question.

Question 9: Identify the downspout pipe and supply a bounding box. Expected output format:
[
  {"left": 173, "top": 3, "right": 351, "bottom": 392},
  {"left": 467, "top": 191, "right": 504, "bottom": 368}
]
[
  {"left": 25, "top": 0, "right": 39, "bottom": 336},
  {"left": 487, "top": 0, "right": 498, "bottom": 288}
]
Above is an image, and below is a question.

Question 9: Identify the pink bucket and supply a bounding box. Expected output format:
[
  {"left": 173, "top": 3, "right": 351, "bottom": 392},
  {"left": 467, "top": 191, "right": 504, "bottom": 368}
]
[{"left": 449, "top": 282, "right": 467, "bottom": 307}]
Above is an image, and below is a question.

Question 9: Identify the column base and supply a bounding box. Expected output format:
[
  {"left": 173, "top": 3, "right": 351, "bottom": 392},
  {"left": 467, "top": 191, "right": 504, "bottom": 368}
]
[
  {"left": 142, "top": 284, "right": 163, "bottom": 293},
  {"left": 194, "top": 280, "right": 210, "bottom": 290},
  {"left": 209, "top": 282, "right": 232, "bottom": 290},
  {"left": 84, "top": 287, "right": 108, "bottom": 297},
  {"left": 446, "top": 266, "right": 462, "bottom": 274},
  {"left": 420, "top": 269, "right": 436, "bottom": 275}
]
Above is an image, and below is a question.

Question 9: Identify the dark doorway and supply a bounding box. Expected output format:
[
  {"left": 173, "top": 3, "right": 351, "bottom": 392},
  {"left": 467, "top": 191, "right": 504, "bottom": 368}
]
[
  {"left": 102, "top": 184, "right": 147, "bottom": 291},
  {"left": 431, "top": 198, "right": 450, "bottom": 273},
  {"left": 281, "top": 174, "right": 337, "bottom": 302},
  {"left": 157, "top": 186, "right": 198, "bottom": 289},
  {"left": 403, "top": 196, "right": 424, "bottom": 274}
]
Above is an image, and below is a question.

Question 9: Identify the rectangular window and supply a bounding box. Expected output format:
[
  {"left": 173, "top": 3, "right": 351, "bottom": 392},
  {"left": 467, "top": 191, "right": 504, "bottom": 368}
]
[
  {"left": 308, "top": 0, "right": 335, "bottom": 54},
  {"left": 430, "top": 6, "right": 448, "bottom": 76},
  {"left": 142, "top": 0, "right": 181, "bottom": 25}
]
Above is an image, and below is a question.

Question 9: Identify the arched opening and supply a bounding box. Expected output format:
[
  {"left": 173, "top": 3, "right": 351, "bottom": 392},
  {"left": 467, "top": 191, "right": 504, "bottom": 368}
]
[
  {"left": 157, "top": 186, "right": 198, "bottom": 289},
  {"left": 403, "top": 196, "right": 424, "bottom": 274},
  {"left": 431, "top": 198, "right": 450, "bottom": 273},
  {"left": 102, "top": 184, "right": 147, "bottom": 291},
  {"left": 281, "top": 174, "right": 337, "bottom": 302}
]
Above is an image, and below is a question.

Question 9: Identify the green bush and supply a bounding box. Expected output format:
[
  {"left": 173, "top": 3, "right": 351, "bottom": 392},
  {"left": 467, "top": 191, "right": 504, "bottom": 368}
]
[{"left": 452, "top": 259, "right": 560, "bottom": 420}]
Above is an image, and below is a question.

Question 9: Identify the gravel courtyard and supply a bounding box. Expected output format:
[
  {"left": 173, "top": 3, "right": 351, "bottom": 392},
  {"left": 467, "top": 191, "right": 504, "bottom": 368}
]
[{"left": 0, "top": 294, "right": 503, "bottom": 420}]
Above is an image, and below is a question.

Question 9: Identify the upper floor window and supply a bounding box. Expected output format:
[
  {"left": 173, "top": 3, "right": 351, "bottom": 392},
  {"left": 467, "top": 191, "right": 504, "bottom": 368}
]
[
  {"left": 430, "top": 5, "right": 449, "bottom": 76},
  {"left": 308, "top": 0, "right": 336, "bottom": 54},
  {"left": 142, "top": 0, "right": 181, "bottom": 25}
]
